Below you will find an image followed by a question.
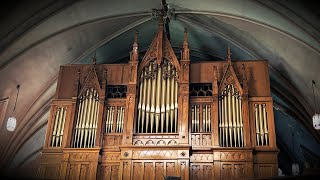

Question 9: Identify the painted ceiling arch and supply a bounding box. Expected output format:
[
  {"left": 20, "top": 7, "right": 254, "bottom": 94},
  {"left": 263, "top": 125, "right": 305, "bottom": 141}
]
[{"left": 0, "top": 0, "right": 319, "bottom": 178}]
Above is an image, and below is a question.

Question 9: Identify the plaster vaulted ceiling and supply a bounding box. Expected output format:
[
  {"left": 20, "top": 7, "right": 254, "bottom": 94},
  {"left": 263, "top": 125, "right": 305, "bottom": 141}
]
[{"left": 0, "top": 0, "right": 319, "bottom": 178}]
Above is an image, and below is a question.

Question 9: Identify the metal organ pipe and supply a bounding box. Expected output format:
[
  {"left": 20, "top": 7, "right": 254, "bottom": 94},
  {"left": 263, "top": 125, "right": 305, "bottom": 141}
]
[
  {"left": 146, "top": 65, "right": 152, "bottom": 133},
  {"left": 150, "top": 63, "right": 156, "bottom": 133},
  {"left": 155, "top": 66, "right": 161, "bottom": 133},
  {"left": 142, "top": 71, "right": 147, "bottom": 133},
  {"left": 137, "top": 60, "right": 178, "bottom": 133},
  {"left": 165, "top": 64, "right": 171, "bottom": 133},
  {"left": 160, "top": 65, "right": 166, "bottom": 133},
  {"left": 239, "top": 99, "right": 244, "bottom": 147},
  {"left": 263, "top": 104, "right": 269, "bottom": 145},
  {"left": 137, "top": 73, "right": 143, "bottom": 133},
  {"left": 218, "top": 85, "right": 244, "bottom": 147},
  {"left": 170, "top": 68, "right": 175, "bottom": 133},
  {"left": 174, "top": 75, "right": 178, "bottom": 132}
]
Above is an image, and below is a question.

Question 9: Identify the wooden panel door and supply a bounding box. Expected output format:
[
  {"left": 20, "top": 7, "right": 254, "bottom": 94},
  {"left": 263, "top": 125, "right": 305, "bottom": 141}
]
[{"left": 190, "top": 163, "right": 213, "bottom": 180}]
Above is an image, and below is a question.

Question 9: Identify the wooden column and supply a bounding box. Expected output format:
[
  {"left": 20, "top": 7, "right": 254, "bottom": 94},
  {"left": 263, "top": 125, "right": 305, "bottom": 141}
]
[
  {"left": 179, "top": 28, "right": 190, "bottom": 145},
  {"left": 123, "top": 31, "right": 139, "bottom": 145},
  {"left": 212, "top": 65, "right": 219, "bottom": 146},
  {"left": 178, "top": 60, "right": 190, "bottom": 144},
  {"left": 242, "top": 65, "right": 252, "bottom": 147}
]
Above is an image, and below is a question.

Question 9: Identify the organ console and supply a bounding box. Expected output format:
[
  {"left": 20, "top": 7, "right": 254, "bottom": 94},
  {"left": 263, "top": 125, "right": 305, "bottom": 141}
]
[{"left": 38, "top": 11, "right": 278, "bottom": 180}]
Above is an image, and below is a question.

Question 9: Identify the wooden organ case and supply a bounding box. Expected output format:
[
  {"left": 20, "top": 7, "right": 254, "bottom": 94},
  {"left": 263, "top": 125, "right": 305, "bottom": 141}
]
[{"left": 39, "top": 16, "right": 278, "bottom": 180}]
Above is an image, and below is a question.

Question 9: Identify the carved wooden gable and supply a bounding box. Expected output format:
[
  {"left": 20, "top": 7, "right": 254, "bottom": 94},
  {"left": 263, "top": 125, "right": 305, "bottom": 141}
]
[
  {"left": 219, "top": 60, "right": 243, "bottom": 95},
  {"left": 138, "top": 23, "right": 181, "bottom": 76},
  {"left": 78, "top": 65, "right": 102, "bottom": 97}
]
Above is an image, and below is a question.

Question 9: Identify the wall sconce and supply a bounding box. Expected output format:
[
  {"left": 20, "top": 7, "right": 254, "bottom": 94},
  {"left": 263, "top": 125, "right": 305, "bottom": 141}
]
[{"left": 6, "top": 85, "right": 20, "bottom": 131}]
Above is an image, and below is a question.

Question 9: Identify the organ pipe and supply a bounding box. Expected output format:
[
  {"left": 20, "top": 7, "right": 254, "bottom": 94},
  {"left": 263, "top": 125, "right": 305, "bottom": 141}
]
[
  {"left": 142, "top": 71, "right": 147, "bottom": 133},
  {"left": 51, "top": 107, "right": 67, "bottom": 147},
  {"left": 137, "top": 60, "right": 178, "bottom": 133},
  {"left": 137, "top": 73, "right": 143, "bottom": 133},
  {"left": 166, "top": 64, "right": 171, "bottom": 133},
  {"left": 150, "top": 63, "right": 156, "bottom": 133},
  {"left": 218, "top": 85, "right": 244, "bottom": 147},
  {"left": 73, "top": 88, "right": 99, "bottom": 148},
  {"left": 155, "top": 66, "right": 161, "bottom": 133},
  {"left": 254, "top": 103, "right": 269, "bottom": 146},
  {"left": 160, "top": 65, "right": 166, "bottom": 133}
]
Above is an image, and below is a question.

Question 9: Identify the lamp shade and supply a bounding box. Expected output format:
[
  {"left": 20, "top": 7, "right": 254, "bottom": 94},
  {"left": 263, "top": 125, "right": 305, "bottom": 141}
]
[
  {"left": 292, "top": 163, "right": 299, "bottom": 175},
  {"left": 6, "top": 116, "right": 16, "bottom": 131},
  {"left": 313, "top": 114, "right": 320, "bottom": 130}
]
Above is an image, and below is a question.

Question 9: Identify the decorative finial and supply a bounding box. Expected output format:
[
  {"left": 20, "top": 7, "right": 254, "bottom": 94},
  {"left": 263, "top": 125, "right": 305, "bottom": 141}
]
[
  {"left": 227, "top": 46, "right": 231, "bottom": 61},
  {"left": 133, "top": 30, "right": 139, "bottom": 49},
  {"left": 183, "top": 28, "right": 188, "bottom": 46},
  {"left": 134, "top": 30, "right": 139, "bottom": 44}
]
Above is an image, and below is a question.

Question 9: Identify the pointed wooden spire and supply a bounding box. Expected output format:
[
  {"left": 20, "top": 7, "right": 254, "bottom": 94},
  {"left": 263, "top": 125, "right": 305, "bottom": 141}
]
[
  {"left": 130, "top": 30, "right": 139, "bottom": 62},
  {"left": 219, "top": 47, "right": 243, "bottom": 94},
  {"left": 92, "top": 51, "right": 97, "bottom": 64},
  {"left": 182, "top": 28, "right": 190, "bottom": 60},
  {"left": 138, "top": 1, "right": 180, "bottom": 73},
  {"left": 227, "top": 46, "right": 231, "bottom": 65},
  {"left": 156, "top": 14, "right": 164, "bottom": 65}
]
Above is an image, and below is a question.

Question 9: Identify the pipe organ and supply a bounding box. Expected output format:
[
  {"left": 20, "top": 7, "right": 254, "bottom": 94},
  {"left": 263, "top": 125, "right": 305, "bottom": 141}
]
[{"left": 39, "top": 14, "right": 278, "bottom": 180}]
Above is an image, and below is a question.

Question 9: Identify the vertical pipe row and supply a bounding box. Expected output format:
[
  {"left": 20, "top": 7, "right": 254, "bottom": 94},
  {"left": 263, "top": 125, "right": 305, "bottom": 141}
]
[
  {"left": 105, "top": 106, "right": 125, "bottom": 133},
  {"left": 218, "top": 85, "right": 244, "bottom": 147},
  {"left": 51, "top": 107, "right": 67, "bottom": 147},
  {"left": 137, "top": 60, "right": 178, "bottom": 133},
  {"left": 192, "top": 105, "right": 211, "bottom": 133},
  {"left": 72, "top": 88, "right": 99, "bottom": 148},
  {"left": 254, "top": 104, "right": 269, "bottom": 146}
]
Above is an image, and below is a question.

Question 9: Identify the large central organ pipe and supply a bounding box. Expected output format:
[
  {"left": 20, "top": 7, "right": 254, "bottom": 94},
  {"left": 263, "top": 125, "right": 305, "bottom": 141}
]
[
  {"left": 165, "top": 65, "right": 171, "bottom": 133},
  {"left": 150, "top": 64, "right": 156, "bottom": 133},
  {"left": 170, "top": 68, "right": 175, "bottom": 132},
  {"left": 145, "top": 65, "right": 152, "bottom": 133},
  {"left": 160, "top": 64, "right": 166, "bottom": 133},
  {"left": 155, "top": 66, "right": 161, "bottom": 133}
]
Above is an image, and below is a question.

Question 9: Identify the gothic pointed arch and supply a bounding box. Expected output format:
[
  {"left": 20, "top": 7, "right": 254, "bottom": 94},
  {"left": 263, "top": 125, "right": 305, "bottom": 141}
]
[{"left": 219, "top": 59, "right": 243, "bottom": 95}]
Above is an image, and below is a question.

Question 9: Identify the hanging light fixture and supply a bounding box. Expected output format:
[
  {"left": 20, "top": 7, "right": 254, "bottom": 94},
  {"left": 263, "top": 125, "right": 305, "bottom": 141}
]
[
  {"left": 6, "top": 85, "right": 20, "bottom": 131},
  {"left": 312, "top": 80, "right": 320, "bottom": 130}
]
